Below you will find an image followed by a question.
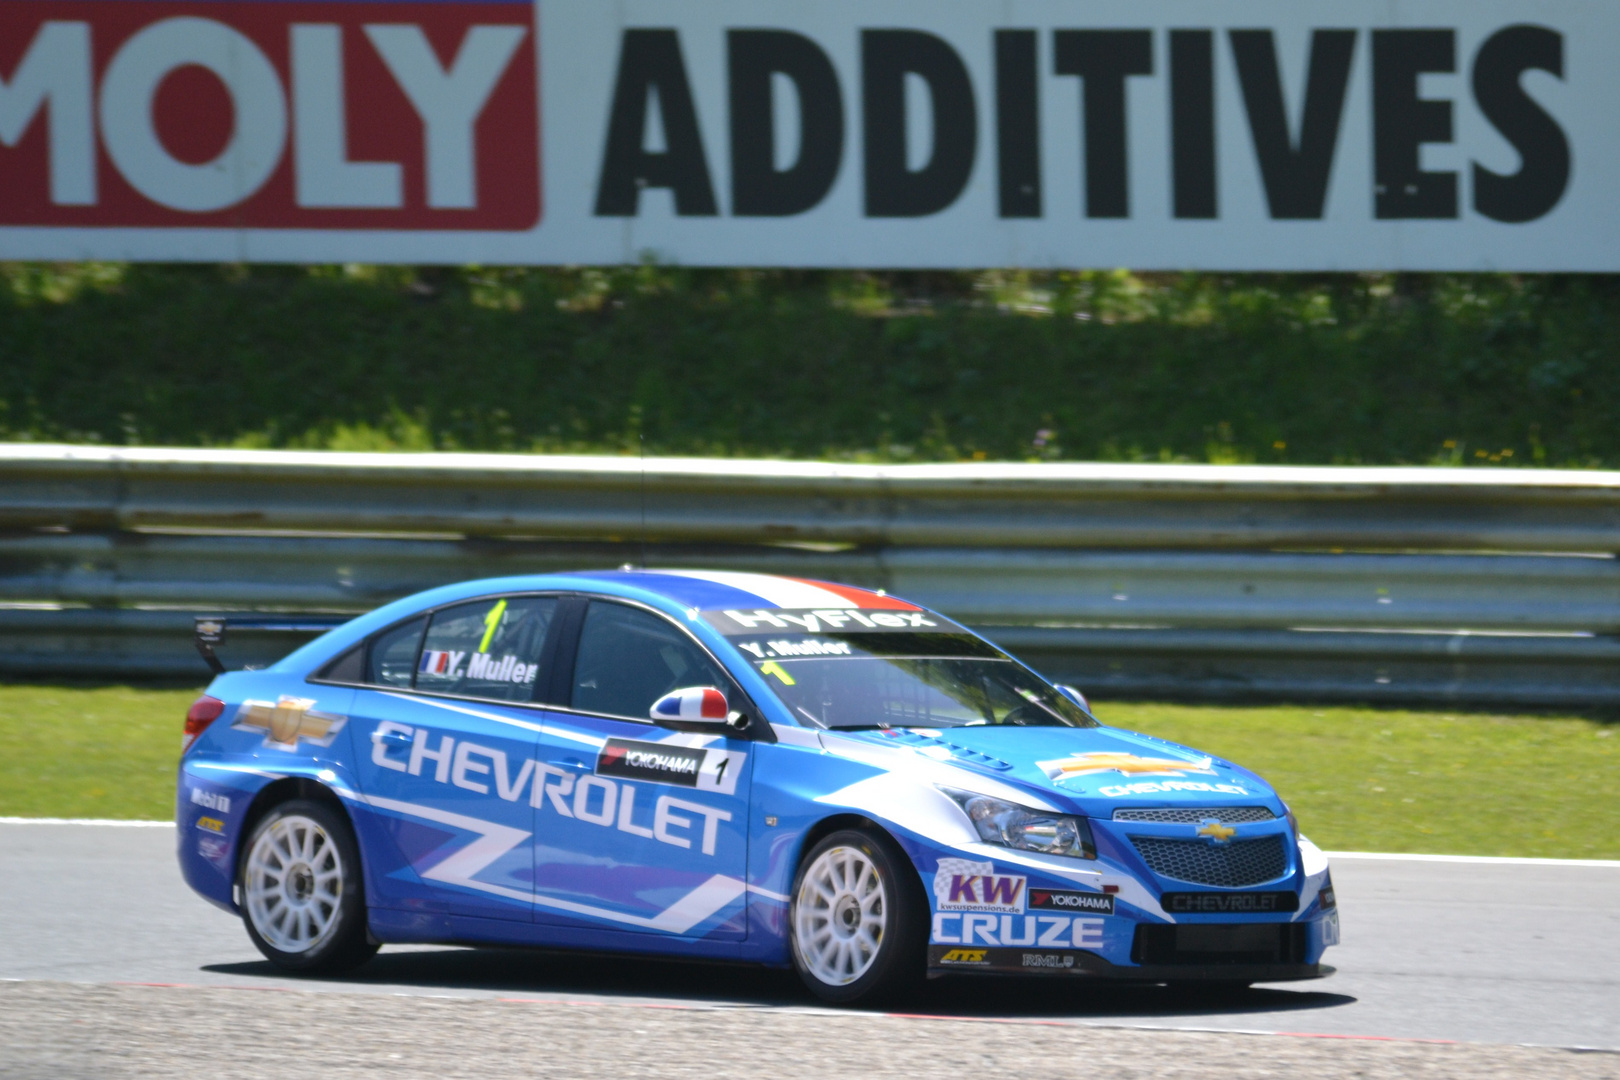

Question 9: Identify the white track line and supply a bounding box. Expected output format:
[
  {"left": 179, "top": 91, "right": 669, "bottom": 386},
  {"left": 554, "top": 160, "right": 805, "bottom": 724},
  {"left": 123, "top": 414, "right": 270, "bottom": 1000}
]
[
  {"left": 1324, "top": 850, "right": 1620, "bottom": 868},
  {"left": 0, "top": 817, "right": 175, "bottom": 827}
]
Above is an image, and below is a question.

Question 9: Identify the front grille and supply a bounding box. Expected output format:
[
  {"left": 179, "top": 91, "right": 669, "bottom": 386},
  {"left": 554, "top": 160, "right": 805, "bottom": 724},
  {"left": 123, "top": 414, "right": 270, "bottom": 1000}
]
[
  {"left": 1130, "top": 835, "right": 1289, "bottom": 887},
  {"left": 1113, "top": 807, "right": 1277, "bottom": 824},
  {"left": 1133, "top": 923, "right": 1308, "bottom": 966}
]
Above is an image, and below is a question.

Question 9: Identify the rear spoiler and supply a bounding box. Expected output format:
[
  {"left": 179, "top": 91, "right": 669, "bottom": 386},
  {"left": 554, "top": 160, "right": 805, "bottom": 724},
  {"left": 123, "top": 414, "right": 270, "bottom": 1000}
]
[{"left": 194, "top": 614, "right": 351, "bottom": 674}]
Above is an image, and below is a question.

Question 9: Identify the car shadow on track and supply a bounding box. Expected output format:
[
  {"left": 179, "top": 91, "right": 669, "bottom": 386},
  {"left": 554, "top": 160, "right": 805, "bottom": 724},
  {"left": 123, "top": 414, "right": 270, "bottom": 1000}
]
[{"left": 202, "top": 946, "right": 1356, "bottom": 1021}]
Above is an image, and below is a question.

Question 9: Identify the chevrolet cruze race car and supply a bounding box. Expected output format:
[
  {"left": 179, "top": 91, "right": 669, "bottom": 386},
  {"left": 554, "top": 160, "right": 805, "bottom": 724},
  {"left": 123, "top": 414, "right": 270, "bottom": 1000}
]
[{"left": 177, "top": 571, "right": 1338, "bottom": 1003}]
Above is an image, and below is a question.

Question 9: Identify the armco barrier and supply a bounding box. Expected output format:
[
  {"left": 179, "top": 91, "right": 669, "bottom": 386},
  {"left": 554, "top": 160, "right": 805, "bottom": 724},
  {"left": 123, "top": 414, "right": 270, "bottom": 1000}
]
[{"left": 2, "top": 445, "right": 1618, "bottom": 705}]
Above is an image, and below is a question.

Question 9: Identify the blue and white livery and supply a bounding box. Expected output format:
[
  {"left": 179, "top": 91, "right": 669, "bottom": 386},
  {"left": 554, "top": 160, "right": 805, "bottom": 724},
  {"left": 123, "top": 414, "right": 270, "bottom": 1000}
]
[{"left": 176, "top": 570, "right": 1338, "bottom": 1002}]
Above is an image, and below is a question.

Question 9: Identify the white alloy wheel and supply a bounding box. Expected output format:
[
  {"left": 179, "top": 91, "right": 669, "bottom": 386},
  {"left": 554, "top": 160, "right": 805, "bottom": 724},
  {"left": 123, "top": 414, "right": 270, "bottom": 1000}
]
[
  {"left": 244, "top": 813, "right": 345, "bottom": 954},
  {"left": 794, "top": 844, "right": 889, "bottom": 986}
]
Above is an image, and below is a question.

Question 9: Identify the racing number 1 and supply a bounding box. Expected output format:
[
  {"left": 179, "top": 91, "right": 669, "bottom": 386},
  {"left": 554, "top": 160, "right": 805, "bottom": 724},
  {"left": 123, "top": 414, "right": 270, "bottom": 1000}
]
[{"left": 714, "top": 757, "right": 729, "bottom": 784}]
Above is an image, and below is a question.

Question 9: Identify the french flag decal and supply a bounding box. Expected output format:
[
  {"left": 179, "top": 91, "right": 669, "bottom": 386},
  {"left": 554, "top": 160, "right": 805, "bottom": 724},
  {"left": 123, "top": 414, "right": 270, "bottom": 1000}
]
[
  {"left": 419, "top": 651, "right": 453, "bottom": 675},
  {"left": 649, "top": 687, "right": 729, "bottom": 721}
]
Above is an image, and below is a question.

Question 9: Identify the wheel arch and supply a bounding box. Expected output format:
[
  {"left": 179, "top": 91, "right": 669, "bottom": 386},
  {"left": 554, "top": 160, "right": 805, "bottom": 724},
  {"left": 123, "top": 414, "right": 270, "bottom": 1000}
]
[
  {"left": 792, "top": 813, "right": 932, "bottom": 907},
  {"left": 234, "top": 777, "right": 359, "bottom": 899}
]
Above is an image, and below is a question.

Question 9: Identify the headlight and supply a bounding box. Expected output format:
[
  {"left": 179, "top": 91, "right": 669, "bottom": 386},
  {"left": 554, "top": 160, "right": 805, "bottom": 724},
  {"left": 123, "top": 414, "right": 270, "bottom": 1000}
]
[{"left": 941, "top": 788, "right": 1096, "bottom": 859}]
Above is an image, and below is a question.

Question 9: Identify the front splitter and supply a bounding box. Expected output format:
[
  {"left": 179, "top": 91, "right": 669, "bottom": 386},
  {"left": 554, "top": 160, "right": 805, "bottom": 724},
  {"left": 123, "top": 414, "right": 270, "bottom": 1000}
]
[{"left": 927, "top": 944, "right": 1330, "bottom": 982}]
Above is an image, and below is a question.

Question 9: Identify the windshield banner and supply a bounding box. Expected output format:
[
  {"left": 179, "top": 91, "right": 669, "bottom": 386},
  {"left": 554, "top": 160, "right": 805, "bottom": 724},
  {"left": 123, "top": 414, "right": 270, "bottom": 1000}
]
[{"left": 703, "top": 609, "right": 944, "bottom": 636}]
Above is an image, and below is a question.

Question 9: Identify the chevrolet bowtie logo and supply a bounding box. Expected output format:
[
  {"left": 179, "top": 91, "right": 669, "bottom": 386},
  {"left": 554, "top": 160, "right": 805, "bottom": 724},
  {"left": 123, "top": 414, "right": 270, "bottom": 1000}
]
[
  {"left": 233, "top": 696, "right": 347, "bottom": 750},
  {"left": 1195, "top": 820, "right": 1237, "bottom": 843}
]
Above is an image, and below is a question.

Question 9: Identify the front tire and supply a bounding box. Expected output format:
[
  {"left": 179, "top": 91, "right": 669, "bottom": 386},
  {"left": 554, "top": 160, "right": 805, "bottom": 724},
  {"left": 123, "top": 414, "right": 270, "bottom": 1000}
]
[
  {"left": 239, "top": 799, "right": 377, "bottom": 973},
  {"left": 790, "top": 828, "right": 925, "bottom": 1006}
]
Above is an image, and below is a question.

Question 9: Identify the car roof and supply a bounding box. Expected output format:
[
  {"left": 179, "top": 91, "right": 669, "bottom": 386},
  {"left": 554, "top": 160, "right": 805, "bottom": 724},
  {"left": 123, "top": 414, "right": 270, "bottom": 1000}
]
[
  {"left": 571, "top": 569, "right": 922, "bottom": 613},
  {"left": 269, "top": 569, "right": 929, "bottom": 674}
]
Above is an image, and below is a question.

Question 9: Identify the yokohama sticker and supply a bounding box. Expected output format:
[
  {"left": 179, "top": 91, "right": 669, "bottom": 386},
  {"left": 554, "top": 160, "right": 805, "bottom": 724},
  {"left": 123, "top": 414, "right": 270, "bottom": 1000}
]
[
  {"left": 595, "top": 737, "right": 745, "bottom": 796},
  {"left": 1028, "top": 888, "right": 1114, "bottom": 915}
]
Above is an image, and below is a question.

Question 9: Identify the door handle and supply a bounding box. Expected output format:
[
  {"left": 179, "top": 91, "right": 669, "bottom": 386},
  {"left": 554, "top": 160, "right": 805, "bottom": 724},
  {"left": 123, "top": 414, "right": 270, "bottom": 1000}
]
[
  {"left": 377, "top": 730, "right": 413, "bottom": 748},
  {"left": 548, "top": 758, "right": 589, "bottom": 770}
]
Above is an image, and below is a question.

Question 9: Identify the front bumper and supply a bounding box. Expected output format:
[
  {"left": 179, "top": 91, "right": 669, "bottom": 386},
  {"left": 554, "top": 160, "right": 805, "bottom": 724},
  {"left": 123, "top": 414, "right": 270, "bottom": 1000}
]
[{"left": 929, "top": 917, "right": 1336, "bottom": 981}]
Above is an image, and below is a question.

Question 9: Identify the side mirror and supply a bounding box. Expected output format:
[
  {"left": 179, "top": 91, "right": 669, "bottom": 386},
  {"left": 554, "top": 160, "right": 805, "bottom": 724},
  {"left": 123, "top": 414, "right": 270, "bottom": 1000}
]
[
  {"left": 650, "top": 687, "right": 749, "bottom": 732},
  {"left": 1055, "top": 684, "right": 1092, "bottom": 712}
]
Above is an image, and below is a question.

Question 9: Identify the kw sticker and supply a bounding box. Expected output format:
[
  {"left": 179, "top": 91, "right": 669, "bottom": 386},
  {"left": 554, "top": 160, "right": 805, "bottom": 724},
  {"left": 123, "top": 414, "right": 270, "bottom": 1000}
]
[{"left": 933, "top": 858, "right": 1026, "bottom": 914}]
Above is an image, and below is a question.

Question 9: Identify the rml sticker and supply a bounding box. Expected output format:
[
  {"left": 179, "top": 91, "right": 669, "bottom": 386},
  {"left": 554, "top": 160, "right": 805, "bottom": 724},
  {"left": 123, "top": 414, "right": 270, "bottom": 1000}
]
[{"left": 0, "top": 0, "right": 539, "bottom": 229}]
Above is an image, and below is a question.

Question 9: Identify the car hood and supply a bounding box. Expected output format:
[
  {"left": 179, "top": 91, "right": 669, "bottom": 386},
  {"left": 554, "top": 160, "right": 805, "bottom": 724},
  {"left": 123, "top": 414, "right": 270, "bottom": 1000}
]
[{"left": 833, "top": 724, "right": 1276, "bottom": 813}]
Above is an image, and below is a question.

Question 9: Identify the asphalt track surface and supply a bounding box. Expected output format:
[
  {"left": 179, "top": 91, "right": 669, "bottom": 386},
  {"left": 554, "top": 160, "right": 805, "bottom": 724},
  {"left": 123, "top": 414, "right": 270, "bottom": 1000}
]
[{"left": 2, "top": 822, "right": 1617, "bottom": 1064}]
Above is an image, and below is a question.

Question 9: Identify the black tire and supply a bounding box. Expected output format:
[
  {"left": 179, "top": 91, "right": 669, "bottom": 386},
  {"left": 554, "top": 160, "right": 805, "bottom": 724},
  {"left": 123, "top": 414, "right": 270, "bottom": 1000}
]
[
  {"left": 789, "top": 828, "right": 926, "bottom": 1006},
  {"left": 238, "top": 798, "right": 378, "bottom": 974}
]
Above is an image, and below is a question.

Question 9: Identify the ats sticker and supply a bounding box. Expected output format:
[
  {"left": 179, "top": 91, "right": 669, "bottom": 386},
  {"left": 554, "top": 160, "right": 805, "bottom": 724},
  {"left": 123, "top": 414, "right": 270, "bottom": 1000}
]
[
  {"left": 1029, "top": 888, "right": 1114, "bottom": 915},
  {"left": 933, "top": 858, "right": 1026, "bottom": 913},
  {"left": 195, "top": 816, "right": 225, "bottom": 834},
  {"left": 937, "top": 948, "right": 989, "bottom": 966},
  {"left": 233, "top": 696, "right": 347, "bottom": 750},
  {"left": 595, "top": 738, "right": 745, "bottom": 796}
]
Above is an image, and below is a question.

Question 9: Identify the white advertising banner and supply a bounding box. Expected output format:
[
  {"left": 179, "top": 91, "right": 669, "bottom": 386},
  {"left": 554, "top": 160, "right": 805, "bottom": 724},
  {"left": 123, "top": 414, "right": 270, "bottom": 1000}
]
[{"left": 0, "top": 0, "right": 1610, "bottom": 268}]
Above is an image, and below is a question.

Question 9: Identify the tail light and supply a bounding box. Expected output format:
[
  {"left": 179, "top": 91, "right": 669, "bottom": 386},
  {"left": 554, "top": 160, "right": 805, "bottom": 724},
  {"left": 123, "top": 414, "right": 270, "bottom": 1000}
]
[{"left": 183, "top": 695, "right": 226, "bottom": 753}]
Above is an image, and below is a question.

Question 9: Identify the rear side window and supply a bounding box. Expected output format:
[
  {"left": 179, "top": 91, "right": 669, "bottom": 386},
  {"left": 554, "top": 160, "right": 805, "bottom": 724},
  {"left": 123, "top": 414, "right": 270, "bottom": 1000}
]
[
  {"left": 367, "top": 617, "right": 425, "bottom": 687},
  {"left": 416, "top": 596, "right": 558, "bottom": 702},
  {"left": 571, "top": 601, "right": 737, "bottom": 719}
]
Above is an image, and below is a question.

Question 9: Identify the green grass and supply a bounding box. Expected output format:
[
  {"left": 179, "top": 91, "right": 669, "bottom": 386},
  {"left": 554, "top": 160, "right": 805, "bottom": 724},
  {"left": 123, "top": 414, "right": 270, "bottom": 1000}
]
[
  {"left": 0, "top": 682, "right": 201, "bottom": 819},
  {"left": 3, "top": 683, "right": 1616, "bottom": 859},
  {"left": 4, "top": 264, "right": 1620, "bottom": 467},
  {"left": 1093, "top": 702, "right": 1620, "bottom": 860}
]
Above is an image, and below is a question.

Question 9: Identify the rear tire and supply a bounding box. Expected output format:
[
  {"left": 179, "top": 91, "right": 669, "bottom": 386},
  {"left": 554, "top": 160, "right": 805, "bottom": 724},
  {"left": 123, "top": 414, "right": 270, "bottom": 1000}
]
[
  {"left": 790, "top": 828, "right": 925, "bottom": 1006},
  {"left": 239, "top": 799, "right": 378, "bottom": 974}
]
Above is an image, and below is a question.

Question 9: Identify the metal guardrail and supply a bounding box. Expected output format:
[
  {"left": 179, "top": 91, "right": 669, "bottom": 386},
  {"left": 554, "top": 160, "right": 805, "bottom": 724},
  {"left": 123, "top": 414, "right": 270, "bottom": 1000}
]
[
  {"left": 2, "top": 445, "right": 1618, "bottom": 704},
  {"left": 8, "top": 444, "right": 1620, "bottom": 550}
]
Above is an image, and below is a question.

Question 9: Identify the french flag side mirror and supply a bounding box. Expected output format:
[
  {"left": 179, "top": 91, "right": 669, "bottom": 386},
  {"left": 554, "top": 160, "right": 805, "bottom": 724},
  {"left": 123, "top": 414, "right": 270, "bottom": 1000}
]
[{"left": 649, "top": 686, "right": 751, "bottom": 732}]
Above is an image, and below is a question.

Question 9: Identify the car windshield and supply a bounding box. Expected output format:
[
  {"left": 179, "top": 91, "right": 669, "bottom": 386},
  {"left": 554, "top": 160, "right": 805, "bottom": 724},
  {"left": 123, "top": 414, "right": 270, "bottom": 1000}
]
[{"left": 731, "top": 631, "right": 1097, "bottom": 730}]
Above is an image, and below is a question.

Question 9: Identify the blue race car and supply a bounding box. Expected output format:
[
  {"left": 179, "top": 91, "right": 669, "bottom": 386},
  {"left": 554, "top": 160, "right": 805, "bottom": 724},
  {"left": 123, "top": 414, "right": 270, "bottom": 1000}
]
[{"left": 177, "top": 570, "right": 1338, "bottom": 1003}]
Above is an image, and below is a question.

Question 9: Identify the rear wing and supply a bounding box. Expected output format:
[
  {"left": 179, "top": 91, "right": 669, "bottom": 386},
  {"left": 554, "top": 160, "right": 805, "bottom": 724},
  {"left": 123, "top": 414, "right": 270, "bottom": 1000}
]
[{"left": 194, "top": 614, "right": 351, "bottom": 674}]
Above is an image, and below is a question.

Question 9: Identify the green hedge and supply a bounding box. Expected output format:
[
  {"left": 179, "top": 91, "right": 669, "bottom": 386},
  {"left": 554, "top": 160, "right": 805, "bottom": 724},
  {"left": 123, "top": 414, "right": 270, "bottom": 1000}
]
[{"left": 3, "top": 263, "right": 1618, "bottom": 466}]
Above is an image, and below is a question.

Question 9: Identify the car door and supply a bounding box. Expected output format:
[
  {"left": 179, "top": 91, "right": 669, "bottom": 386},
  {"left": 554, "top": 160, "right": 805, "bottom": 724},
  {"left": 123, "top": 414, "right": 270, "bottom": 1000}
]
[
  {"left": 529, "top": 598, "right": 754, "bottom": 941},
  {"left": 346, "top": 594, "right": 560, "bottom": 923}
]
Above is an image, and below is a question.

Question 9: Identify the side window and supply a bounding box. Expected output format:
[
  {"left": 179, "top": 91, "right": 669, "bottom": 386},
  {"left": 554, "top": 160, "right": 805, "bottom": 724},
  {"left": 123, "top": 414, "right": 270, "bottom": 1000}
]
[
  {"left": 571, "top": 601, "right": 738, "bottom": 719},
  {"left": 367, "top": 617, "right": 425, "bottom": 687},
  {"left": 416, "top": 596, "right": 557, "bottom": 702}
]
